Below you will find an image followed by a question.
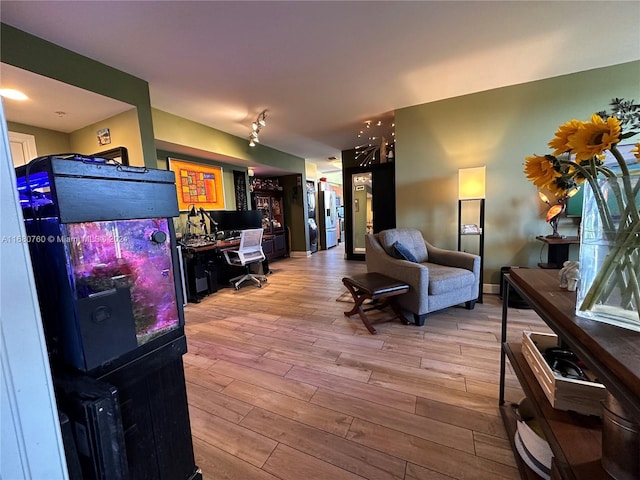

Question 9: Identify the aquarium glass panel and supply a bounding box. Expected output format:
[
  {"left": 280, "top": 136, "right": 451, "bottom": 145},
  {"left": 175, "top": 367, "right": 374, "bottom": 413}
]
[{"left": 64, "top": 218, "right": 179, "bottom": 345}]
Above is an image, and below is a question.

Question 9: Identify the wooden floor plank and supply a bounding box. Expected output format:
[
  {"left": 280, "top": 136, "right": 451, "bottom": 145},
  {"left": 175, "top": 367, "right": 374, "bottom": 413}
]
[
  {"left": 190, "top": 341, "right": 293, "bottom": 376},
  {"left": 405, "top": 463, "right": 457, "bottom": 480},
  {"left": 414, "top": 396, "right": 506, "bottom": 439},
  {"left": 188, "top": 405, "right": 277, "bottom": 468},
  {"left": 314, "top": 338, "right": 422, "bottom": 367},
  {"left": 208, "top": 359, "right": 317, "bottom": 401},
  {"left": 262, "top": 443, "right": 368, "bottom": 480},
  {"left": 311, "top": 388, "right": 475, "bottom": 454},
  {"left": 182, "top": 245, "right": 531, "bottom": 479},
  {"left": 346, "top": 418, "right": 520, "bottom": 480},
  {"left": 264, "top": 348, "right": 373, "bottom": 383},
  {"left": 285, "top": 365, "right": 417, "bottom": 413},
  {"left": 183, "top": 363, "right": 233, "bottom": 392},
  {"left": 473, "top": 431, "right": 518, "bottom": 468},
  {"left": 240, "top": 408, "right": 406, "bottom": 480},
  {"left": 192, "top": 437, "right": 281, "bottom": 480},
  {"left": 222, "top": 380, "right": 354, "bottom": 437},
  {"left": 186, "top": 381, "right": 253, "bottom": 424}
]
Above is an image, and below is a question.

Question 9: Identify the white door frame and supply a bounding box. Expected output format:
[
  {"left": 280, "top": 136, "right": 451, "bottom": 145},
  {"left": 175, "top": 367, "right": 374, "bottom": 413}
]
[{"left": 8, "top": 131, "right": 38, "bottom": 167}]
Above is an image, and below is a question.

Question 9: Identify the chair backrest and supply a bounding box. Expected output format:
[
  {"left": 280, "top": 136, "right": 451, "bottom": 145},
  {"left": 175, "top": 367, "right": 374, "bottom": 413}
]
[
  {"left": 239, "top": 228, "right": 264, "bottom": 252},
  {"left": 375, "top": 228, "right": 429, "bottom": 263}
]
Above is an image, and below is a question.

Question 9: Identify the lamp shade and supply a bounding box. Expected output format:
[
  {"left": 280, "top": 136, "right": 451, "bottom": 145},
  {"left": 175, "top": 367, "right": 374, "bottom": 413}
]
[{"left": 458, "top": 166, "right": 486, "bottom": 200}]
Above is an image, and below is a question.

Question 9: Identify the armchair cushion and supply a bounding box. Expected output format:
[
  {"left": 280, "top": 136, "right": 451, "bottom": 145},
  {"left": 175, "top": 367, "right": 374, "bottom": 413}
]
[
  {"left": 378, "top": 228, "right": 428, "bottom": 262},
  {"left": 425, "top": 263, "right": 475, "bottom": 295},
  {"left": 392, "top": 241, "right": 419, "bottom": 263}
]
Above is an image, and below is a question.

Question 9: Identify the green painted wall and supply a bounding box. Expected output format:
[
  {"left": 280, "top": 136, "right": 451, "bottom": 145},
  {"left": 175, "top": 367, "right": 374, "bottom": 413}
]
[
  {"left": 395, "top": 61, "right": 640, "bottom": 285},
  {"left": 1, "top": 23, "right": 157, "bottom": 168},
  {"left": 7, "top": 121, "right": 70, "bottom": 155},
  {"left": 152, "top": 109, "right": 306, "bottom": 174}
]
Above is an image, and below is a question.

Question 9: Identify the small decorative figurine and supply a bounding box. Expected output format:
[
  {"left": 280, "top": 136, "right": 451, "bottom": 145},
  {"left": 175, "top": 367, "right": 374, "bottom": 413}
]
[{"left": 559, "top": 261, "right": 580, "bottom": 291}]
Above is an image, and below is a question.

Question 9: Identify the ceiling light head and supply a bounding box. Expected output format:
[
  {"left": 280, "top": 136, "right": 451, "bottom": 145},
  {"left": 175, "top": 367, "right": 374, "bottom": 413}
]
[
  {"left": 258, "top": 109, "right": 267, "bottom": 127},
  {"left": 249, "top": 109, "right": 268, "bottom": 146},
  {"left": 0, "top": 88, "right": 28, "bottom": 101}
]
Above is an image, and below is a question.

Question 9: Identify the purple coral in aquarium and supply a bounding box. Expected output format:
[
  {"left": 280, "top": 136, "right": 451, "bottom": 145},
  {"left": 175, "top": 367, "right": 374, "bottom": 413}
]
[{"left": 67, "top": 218, "right": 179, "bottom": 345}]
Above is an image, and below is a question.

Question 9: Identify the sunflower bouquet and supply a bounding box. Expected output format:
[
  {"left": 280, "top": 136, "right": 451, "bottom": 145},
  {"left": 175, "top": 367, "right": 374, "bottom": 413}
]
[{"left": 524, "top": 98, "right": 640, "bottom": 329}]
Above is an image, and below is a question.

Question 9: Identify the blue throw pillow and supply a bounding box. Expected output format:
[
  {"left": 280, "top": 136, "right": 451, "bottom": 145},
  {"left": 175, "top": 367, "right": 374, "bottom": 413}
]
[{"left": 393, "top": 241, "right": 418, "bottom": 263}]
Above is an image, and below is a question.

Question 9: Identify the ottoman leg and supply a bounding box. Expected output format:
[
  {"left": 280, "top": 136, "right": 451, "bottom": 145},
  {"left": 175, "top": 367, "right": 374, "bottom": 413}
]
[{"left": 342, "top": 282, "right": 377, "bottom": 334}]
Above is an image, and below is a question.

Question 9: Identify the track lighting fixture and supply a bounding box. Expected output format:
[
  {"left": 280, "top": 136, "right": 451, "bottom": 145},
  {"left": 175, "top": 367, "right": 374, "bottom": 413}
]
[{"left": 248, "top": 109, "right": 268, "bottom": 146}]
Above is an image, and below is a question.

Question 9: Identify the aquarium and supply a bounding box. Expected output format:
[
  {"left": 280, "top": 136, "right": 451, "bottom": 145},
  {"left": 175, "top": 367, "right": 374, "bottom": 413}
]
[
  {"left": 65, "top": 219, "right": 179, "bottom": 345},
  {"left": 16, "top": 154, "right": 183, "bottom": 372}
]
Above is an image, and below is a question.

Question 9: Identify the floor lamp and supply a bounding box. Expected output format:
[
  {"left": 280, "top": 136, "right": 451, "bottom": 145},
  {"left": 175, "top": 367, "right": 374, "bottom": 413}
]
[{"left": 458, "top": 167, "right": 485, "bottom": 304}]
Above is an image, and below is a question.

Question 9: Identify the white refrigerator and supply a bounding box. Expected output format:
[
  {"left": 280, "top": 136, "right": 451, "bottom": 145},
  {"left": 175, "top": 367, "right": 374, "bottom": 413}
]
[{"left": 319, "top": 190, "right": 338, "bottom": 249}]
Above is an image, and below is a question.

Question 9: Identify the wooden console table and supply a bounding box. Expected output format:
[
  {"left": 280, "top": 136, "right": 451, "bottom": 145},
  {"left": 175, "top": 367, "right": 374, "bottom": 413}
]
[{"left": 499, "top": 268, "right": 640, "bottom": 479}]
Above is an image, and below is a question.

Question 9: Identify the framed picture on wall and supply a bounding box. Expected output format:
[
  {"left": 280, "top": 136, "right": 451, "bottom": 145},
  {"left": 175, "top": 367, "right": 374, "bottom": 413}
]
[{"left": 168, "top": 157, "right": 225, "bottom": 211}]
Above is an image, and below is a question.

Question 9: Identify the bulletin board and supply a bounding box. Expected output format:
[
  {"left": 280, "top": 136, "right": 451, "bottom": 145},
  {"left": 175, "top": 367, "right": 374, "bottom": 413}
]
[{"left": 168, "top": 158, "right": 225, "bottom": 211}]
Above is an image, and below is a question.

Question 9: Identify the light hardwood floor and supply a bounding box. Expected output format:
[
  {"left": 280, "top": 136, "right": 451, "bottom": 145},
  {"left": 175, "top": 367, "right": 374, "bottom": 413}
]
[{"left": 183, "top": 244, "right": 551, "bottom": 479}]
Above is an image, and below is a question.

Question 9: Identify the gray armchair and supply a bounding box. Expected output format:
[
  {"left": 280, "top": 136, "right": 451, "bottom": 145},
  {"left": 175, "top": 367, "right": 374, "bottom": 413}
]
[{"left": 365, "top": 228, "right": 480, "bottom": 326}]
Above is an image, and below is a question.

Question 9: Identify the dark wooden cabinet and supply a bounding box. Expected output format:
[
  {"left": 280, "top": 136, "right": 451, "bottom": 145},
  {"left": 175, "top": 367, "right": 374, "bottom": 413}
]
[
  {"left": 499, "top": 269, "right": 640, "bottom": 480},
  {"left": 252, "top": 189, "right": 287, "bottom": 260}
]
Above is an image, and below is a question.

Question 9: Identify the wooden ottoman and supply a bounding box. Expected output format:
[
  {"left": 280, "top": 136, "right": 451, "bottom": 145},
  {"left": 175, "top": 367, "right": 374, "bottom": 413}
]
[{"left": 342, "top": 273, "right": 410, "bottom": 334}]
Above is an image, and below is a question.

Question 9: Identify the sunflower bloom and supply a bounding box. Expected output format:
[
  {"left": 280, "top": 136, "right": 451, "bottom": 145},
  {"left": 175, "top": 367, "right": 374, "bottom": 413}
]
[
  {"left": 568, "top": 114, "right": 621, "bottom": 161},
  {"left": 524, "top": 155, "right": 560, "bottom": 189},
  {"left": 548, "top": 119, "right": 583, "bottom": 155}
]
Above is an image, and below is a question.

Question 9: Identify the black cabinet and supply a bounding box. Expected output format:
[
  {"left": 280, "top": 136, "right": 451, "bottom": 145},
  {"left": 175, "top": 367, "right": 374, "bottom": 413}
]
[
  {"left": 458, "top": 198, "right": 484, "bottom": 303},
  {"left": 343, "top": 162, "right": 396, "bottom": 261},
  {"left": 252, "top": 189, "right": 287, "bottom": 260}
]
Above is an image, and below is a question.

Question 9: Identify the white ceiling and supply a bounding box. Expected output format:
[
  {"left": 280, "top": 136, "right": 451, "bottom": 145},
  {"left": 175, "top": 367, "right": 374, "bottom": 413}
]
[
  {"left": 1, "top": 1, "right": 639, "bottom": 174},
  {"left": 1, "top": 63, "right": 135, "bottom": 133}
]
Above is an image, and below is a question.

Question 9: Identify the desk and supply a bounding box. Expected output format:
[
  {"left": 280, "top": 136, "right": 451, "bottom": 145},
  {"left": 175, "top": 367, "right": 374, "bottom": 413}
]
[
  {"left": 499, "top": 268, "right": 640, "bottom": 479},
  {"left": 536, "top": 235, "right": 580, "bottom": 269},
  {"left": 180, "top": 237, "right": 269, "bottom": 302}
]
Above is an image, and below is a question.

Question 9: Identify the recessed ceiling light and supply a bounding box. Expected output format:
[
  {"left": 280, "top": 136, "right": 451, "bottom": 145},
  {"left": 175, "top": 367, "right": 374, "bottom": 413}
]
[{"left": 0, "top": 88, "right": 28, "bottom": 101}]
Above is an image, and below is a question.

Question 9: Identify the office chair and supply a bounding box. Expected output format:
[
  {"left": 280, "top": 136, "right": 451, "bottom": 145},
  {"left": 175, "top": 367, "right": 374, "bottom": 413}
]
[{"left": 223, "top": 228, "right": 268, "bottom": 290}]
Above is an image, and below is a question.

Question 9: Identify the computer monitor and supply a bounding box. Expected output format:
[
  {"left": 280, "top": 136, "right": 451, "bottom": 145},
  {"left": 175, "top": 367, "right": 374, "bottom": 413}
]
[{"left": 208, "top": 210, "right": 262, "bottom": 236}]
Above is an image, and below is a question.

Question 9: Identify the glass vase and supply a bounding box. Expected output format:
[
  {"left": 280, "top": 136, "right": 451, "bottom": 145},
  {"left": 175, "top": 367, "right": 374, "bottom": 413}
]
[{"left": 576, "top": 174, "right": 640, "bottom": 331}]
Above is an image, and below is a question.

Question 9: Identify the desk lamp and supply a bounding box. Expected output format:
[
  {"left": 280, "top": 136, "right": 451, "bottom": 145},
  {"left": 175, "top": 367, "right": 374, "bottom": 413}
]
[{"left": 186, "top": 204, "right": 200, "bottom": 238}]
